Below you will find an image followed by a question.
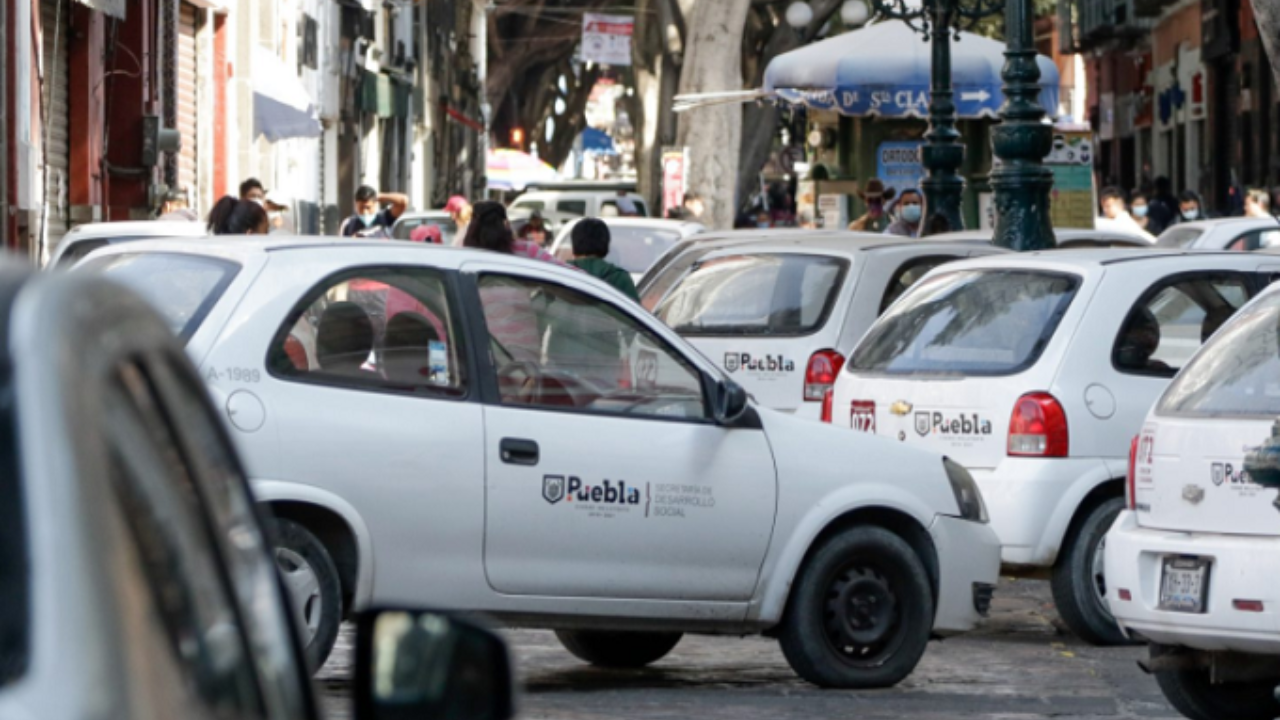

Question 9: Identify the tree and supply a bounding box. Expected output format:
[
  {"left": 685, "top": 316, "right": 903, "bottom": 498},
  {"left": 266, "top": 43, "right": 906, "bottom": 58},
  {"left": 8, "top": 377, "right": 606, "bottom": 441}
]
[
  {"left": 1255, "top": 0, "right": 1280, "bottom": 96},
  {"left": 675, "top": 0, "right": 753, "bottom": 229},
  {"left": 629, "top": 0, "right": 686, "bottom": 211}
]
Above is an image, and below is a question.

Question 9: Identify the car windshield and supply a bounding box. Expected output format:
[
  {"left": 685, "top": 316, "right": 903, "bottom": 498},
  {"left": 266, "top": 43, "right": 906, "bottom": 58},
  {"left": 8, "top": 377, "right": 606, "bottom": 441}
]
[
  {"left": 639, "top": 242, "right": 714, "bottom": 311},
  {"left": 848, "top": 269, "right": 1080, "bottom": 376},
  {"left": 602, "top": 226, "right": 682, "bottom": 274},
  {"left": 655, "top": 253, "right": 847, "bottom": 336},
  {"left": 80, "top": 253, "right": 240, "bottom": 341},
  {"left": 1156, "top": 227, "right": 1204, "bottom": 248},
  {"left": 0, "top": 361, "right": 26, "bottom": 689},
  {"left": 1158, "top": 291, "right": 1280, "bottom": 418}
]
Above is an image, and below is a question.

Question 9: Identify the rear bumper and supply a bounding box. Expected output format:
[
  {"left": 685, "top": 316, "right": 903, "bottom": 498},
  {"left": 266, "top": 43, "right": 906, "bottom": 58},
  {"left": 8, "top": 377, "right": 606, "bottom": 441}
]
[
  {"left": 929, "top": 514, "right": 1002, "bottom": 634},
  {"left": 970, "top": 457, "right": 1115, "bottom": 567},
  {"left": 1106, "top": 510, "right": 1280, "bottom": 655}
]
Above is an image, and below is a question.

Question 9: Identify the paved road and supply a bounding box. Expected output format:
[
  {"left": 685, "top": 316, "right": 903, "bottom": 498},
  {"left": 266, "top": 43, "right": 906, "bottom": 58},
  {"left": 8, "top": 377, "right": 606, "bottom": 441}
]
[{"left": 318, "top": 578, "right": 1181, "bottom": 720}]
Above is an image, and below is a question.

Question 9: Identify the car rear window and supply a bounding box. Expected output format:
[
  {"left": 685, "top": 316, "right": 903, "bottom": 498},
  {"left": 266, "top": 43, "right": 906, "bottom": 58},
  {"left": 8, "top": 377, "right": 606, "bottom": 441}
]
[
  {"left": 848, "top": 269, "right": 1080, "bottom": 376},
  {"left": 1157, "top": 291, "right": 1280, "bottom": 418},
  {"left": 604, "top": 226, "right": 682, "bottom": 275},
  {"left": 1156, "top": 227, "right": 1204, "bottom": 248},
  {"left": 81, "top": 253, "right": 240, "bottom": 341},
  {"left": 655, "top": 253, "right": 847, "bottom": 336},
  {"left": 392, "top": 217, "right": 457, "bottom": 244},
  {"left": 0, "top": 359, "right": 27, "bottom": 688}
]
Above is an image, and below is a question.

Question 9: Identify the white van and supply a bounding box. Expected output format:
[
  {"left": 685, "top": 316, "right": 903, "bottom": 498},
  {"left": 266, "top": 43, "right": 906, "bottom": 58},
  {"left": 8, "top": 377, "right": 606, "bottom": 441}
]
[{"left": 511, "top": 189, "right": 650, "bottom": 218}]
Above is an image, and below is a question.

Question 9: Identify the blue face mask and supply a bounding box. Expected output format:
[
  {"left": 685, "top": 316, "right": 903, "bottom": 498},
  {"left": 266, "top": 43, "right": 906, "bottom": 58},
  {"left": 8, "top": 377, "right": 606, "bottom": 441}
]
[
  {"left": 1132, "top": 204, "right": 1149, "bottom": 218},
  {"left": 359, "top": 212, "right": 378, "bottom": 228},
  {"left": 901, "top": 204, "right": 922, "bottom": 224}
]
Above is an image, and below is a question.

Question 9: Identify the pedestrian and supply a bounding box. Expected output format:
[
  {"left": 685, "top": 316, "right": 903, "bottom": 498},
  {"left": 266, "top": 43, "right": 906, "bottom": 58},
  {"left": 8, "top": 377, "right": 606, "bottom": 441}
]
[
  {"left": 1098, "top": 186, "right": 1155, "bottom": 240},
  {"left": 683, "top": 192, "right": 705, "bottom": 221},
  {"left": 1129, "top": 190, "right": 1153, "bottom": 233},
  {"left": 409, "top": 224, "right": 443, "bottom": 244},
  {"left": 462, "top": 200, "right": 566, "bottom": 266},
  {"left": 848, "top": 179, "right": 894, "bottom": 232},
  {"left": 444, "top": 195, "right": 472, "bottom": 245},
  {"left": 157, "top": 188, "right": 191, "bottom": 218},
  {"left": 1175, "top": 190, "right": 1208, "bottom": 224},
  {"left": 567, "top": 218, "right": 639, "bottom": 302},
  {"left": 207, "top": 195, "right": 270, "bottom": 236},
  {"left": 240, "top": 178, "right": 266, "bottom": 203},
  {"left": 754, "top": 209, "right": 772, "bottom": 229},
  {"left": 340, "top": 185, "right": 409, "bottom": 238},
  {"left": 1244, "top": 188, "right": 1272, "bottom": 219},
  {"left": 517, "top": 211, "right": 549, "bottom": 246},
  {"left": 885, "top": 188, "right": 924, "bottom": 238},
  {"left": 1147, "top": 176, "right": 1178, "bottom": 234},
  {"left": 611, "top": 190, "right": 639, "bottom": 217},
  {"left": 264, "top": 191, "right": 295, "bottom": 234}
]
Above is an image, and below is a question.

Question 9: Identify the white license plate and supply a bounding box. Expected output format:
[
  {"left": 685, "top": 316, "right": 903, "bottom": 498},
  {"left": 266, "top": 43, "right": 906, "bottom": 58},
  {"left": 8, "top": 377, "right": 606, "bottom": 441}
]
[{"left": 1158, "top": 557, "right": 1210, "bottom": 613}]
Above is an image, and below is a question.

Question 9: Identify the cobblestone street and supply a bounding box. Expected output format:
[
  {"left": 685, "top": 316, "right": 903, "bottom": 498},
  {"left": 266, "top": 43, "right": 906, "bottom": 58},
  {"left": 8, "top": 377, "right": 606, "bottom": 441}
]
[{"left": 318, "top": 579, "right": 1180, "bottom": 720}]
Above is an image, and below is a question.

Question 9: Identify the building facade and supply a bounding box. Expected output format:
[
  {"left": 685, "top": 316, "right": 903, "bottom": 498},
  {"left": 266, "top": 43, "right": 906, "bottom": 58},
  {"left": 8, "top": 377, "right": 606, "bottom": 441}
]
[{"left": 2, "top": 0, "right": 487, "bottom": 257}]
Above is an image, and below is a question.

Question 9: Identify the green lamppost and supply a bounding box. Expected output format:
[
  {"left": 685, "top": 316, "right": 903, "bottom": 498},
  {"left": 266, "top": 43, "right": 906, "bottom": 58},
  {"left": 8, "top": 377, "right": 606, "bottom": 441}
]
[
  {"left": 869, "top": 0, "right": 1004, "bottom": 236},
  {"left": 989, "top": 0, "right": 1055, "bottom": 250}
]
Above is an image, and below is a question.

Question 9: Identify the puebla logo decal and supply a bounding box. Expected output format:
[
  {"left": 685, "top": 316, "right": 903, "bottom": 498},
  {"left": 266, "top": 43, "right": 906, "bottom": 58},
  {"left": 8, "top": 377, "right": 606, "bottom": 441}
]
[
  {"left": 722, "top": 352, "right": 795, "bottom": 375},
  {"left": 723, "top": 352, "right": 740, "bottom": 373},
  {"left": 543, "top": 475, "right": 566, "bottom": 504}
]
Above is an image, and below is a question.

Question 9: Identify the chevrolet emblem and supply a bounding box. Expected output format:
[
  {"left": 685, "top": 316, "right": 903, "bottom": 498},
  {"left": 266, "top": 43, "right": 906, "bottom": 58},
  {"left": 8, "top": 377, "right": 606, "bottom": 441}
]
[
  {"left": 1182, "top": 484, "right": 1205, "bottom": 505},
  {"left": 890, "top": 400, "right": 913, "bottom": 416}
]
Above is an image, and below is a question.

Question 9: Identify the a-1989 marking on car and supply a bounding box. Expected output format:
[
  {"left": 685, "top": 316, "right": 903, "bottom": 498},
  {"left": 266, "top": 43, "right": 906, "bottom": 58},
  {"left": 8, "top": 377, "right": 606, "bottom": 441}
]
[{"left": 79, "top": 236, "right": 1001, "bottom": 689}]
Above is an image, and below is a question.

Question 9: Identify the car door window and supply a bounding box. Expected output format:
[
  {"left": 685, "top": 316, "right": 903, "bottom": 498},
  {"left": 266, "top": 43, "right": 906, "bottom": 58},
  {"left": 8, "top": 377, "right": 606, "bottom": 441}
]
[
  {"left": 268, "top": 267, "right": 467, "bottom": 396},
  {"left": 1227, "top": 232, "right": 1261, "bottom": 251},
  {"left": 103, "top": 361, "right": 268, "bottom": 718},
  {"left": 557, "top": 200, "right": 588, "bottom": 216},
  {"left": 478, "top": 274, "right": 707, "bottom": 421},
  {"left": 880, "top": 255, "right": 952, "bottom": 313},
  {"left": 1113, "top": 274, "right": 1252, "bottom": 377}
]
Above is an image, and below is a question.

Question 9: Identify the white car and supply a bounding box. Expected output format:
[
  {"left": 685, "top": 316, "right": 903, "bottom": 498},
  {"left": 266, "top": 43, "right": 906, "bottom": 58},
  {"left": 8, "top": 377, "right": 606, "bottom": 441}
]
[
  {"left": 48, "top": 219, "right": 208, "bottom": 268},
  {"left": 931, "top": 227, "right": 1154, "bottom": 248},
  {"left": 830, "top": 249, "right": 1270, "bottom": 645},
  {"left": 549, "top": 217, "right": 706, "bottom": 281},
  {"left": 1155, "top": 217, "right": 1280, "bottom": 251},
  {"left": 648, "top": 235, "right": 1004, "bottom": 420},
  {"left": 390, "top": 210, "right": 458, "bottom": 243},
  {"left": 510, "top": 186, "right": 650, "bottom": 218},
  {"left": 1106, "top": 281, "right": 1280, "bottom": 720},
  {"left": 79, "top": 236, "right": 1001, "bottom": 689}
]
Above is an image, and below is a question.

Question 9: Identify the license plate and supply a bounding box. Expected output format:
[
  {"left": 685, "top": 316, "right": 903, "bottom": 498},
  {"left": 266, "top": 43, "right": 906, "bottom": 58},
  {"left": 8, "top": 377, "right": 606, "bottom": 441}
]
[{"left": 1158, "top": 556, "right": 1210, "bottom": 613}]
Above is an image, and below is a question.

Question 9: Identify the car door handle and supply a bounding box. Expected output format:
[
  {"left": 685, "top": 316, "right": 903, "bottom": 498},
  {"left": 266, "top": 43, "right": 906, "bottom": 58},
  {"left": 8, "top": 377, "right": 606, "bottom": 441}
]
[{"left": 499, "top": 438, "right": 540, "bottom": 466}]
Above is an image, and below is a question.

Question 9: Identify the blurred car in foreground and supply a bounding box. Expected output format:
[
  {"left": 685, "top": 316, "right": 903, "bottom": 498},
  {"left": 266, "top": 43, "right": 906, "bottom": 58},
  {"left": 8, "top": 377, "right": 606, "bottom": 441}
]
[
  {"left": 0, "top": 261, "right": 513, "bottom": 720},
  {"left": 80, "top": 236, "right": 1001, "bottom": 690},
  {"left": 930, "top": 227, "right": 1154, "bottom": 248},
  {"left": 550, "top": 217, "right": 706, "bottom": 281},
  {"left": 650, "top": 234, "right": 1004, "bottom": 420},
  {"left": 831, "top": 249, "right": 1266, "bottom": 645},
  {"left": 1107, "top": 281, "right": 1280, "bottom": 720},
  {"left": 48, "top": 219, "right": 208, "bottom": 268},
  {"left": 1155, "top": 217, "right": 1280, "bottom": 251}
]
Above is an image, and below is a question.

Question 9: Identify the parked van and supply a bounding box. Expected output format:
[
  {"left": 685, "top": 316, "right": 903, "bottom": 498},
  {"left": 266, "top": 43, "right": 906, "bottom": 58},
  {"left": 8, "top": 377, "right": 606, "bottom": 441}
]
[{"left": 511, "top": 181, "right": 650, "bottom": 218}]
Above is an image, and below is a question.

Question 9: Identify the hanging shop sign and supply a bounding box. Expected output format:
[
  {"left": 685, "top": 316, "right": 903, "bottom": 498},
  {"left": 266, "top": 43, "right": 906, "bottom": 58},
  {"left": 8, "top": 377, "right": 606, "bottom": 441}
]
[
  {"left": 875, "top": 140, "right": 924, "bottom": 198},
  {"left": 661, "top": 147, "right": 687, "bottom": 217},
  {"left": 582, "top": 13, "right": 633, "bottom": 67}
]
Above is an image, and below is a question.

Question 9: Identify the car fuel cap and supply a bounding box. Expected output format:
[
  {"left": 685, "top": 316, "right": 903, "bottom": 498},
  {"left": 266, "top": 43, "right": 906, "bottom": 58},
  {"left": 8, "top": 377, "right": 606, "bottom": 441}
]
[
  {"left": 1083, "top": 384, "right": 1115, "bottom": 420},
  {"left": 226, "top": 390, "right": 266, "bottom": 433}
]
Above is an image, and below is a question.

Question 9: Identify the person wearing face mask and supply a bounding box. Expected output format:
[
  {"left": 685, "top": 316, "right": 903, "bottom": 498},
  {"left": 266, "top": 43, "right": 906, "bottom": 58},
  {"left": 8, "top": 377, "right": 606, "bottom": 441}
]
[
  {"left": 885, "top": 188, "right": 924, "bottom": 238},
  {"left": 1171, "top": 190, "right": 1212, "bottom": 225},
  {"left": 849, "top": 179, "right": 894, "bottom": 232},
  {"left": 340, "top": 185, "right": 409, "bottom": 238},
  {"left": 1097, "top": 186, "right": 1155, "bottom": 241},
  {"left": 1129, "top": 190, "right": 1152, "bottom": 232}
]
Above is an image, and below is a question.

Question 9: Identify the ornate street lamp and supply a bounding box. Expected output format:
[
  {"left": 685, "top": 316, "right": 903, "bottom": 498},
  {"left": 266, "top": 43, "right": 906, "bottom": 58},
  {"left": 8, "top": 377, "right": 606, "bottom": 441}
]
[{"left": 868, "top": 0, "right": 1004, "bottom": 235}]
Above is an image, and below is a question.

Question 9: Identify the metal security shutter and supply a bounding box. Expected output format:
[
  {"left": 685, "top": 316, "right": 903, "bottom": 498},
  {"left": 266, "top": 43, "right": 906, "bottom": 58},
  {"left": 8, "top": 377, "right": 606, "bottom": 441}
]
[
  {"left": 40, "top": 0, "right": 70, "bottom": 248},
  {"left": 177, "top": 2, "right": 199, "bottom": 206}
]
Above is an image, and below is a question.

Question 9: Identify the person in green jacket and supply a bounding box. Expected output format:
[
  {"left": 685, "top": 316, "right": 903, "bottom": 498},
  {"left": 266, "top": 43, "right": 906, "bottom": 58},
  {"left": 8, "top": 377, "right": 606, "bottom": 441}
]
[{"left": 568, "top": 218, "right": 640, "bottom": 302}]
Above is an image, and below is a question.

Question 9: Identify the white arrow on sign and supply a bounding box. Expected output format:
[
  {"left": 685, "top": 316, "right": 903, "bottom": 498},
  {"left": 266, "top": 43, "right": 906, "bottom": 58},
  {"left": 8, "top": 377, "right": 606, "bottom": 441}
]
[{"left": 960, "top": 89, "right": 992, "bottom": 102}]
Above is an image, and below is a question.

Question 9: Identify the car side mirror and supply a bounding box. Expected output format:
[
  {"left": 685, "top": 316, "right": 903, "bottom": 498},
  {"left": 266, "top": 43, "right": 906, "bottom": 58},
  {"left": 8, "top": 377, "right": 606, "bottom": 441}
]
[
  {"left": 713, "top": 379, "right": 749, "bottom": 426},
  {"left": 354, "top": 609, "right": 516, "bottom": 720}
]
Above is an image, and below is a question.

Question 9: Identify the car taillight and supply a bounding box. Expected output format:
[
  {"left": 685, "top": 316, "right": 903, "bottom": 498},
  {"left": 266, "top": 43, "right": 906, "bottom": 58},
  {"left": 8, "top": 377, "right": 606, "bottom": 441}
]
[
  {"left": 1126, "top": 435, "right": 1139, "bottom": 510},
  {"left": 821, "top": 388, "right": 834, "bottom": 423},
  {"left": 805, "top": 350, "right": 845, "bottom": 402},
  {"left": 1008, "top": 392, "right": 1069, "bottom": 457}
]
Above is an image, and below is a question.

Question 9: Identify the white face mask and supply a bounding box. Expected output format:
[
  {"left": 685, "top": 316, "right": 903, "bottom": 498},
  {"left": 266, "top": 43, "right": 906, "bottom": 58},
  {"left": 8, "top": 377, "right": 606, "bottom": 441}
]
[
  {"left": 1181, "top": 208, "right": 1200, "bottom": 221},
  {"left": 359, "top": 212, "right": 378, "bottom": 228}
]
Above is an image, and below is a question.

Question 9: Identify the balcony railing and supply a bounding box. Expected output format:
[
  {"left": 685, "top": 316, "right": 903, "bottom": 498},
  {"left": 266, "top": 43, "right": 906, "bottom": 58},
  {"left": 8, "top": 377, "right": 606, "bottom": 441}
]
[{"left": 1059, "top": 0, "right": 1158, "bottom": 53}]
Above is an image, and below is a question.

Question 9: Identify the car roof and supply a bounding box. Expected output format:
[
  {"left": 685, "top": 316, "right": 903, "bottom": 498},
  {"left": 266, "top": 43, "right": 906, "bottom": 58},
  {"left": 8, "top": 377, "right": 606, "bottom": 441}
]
[
  {"left": 929, "top": 227, "right": 1151, "bottom": 244},
  {"left": 62, "top": 220, "right": 208, "bottom": 240},
  {"left": 563, "top": 217, "right": 705, "bottom": 231},
  {"left": 1167, "top": 217, "right": 1280, "bottom": 232},
  {"left": 924, "top": 247, "right": 1260, "bottom": 273},
  {"left": 394, "top": 210, "right": 451, "bottom": 221},
  {"left": 693, "top": 233, "right": 992, "bottom": 258}
]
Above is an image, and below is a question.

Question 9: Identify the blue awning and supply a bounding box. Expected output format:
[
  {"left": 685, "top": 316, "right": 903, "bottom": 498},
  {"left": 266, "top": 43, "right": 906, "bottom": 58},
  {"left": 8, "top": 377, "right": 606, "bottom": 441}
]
[
  {"left": 764, "top": 20, "right": 1060, "bottom": 120},
  {"left": 580, "top": 127, "right": 617, "bottom": 154}
]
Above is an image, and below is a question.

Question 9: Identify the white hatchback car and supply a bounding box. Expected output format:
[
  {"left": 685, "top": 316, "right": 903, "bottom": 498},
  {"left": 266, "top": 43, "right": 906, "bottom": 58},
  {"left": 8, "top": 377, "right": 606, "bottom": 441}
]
[
  {"left": 1107, "top": 282, "right": 1280, "bottom": 720},
  {"left": 79, "top": 236, "right": 1000, "bottom": 689},
  {"left": 1155, "top": 217, "right": 1280, "bottom": 251},
  {"left": 48, "top": 219, "right": 208, "bottom": 268},
  {"left": 830, "top": 250, "right": 1271, "bottom": 644},
  {"left": 549, "top": 217, "right": 706, "bottom": 281},
  {"left": 648, "top": 235, "right": 1004, "bottom": 420}
]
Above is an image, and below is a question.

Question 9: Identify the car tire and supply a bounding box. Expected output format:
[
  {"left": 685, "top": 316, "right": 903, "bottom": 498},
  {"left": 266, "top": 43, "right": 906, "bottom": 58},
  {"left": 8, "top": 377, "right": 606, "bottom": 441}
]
[
  {"left": 274, "top": 519, "right": 343, "bottom": 672},
  {"left": 1051, "top": 496, "right": 1131, "bottom": 646},
  {"left": 777, "top": 526, "right": 933, "bottom": 689},
  {"left": 1155, "top": 668, "right": 1280, "bottom": 720},
  {"left": 554, "top": 630, "right": 683, "bottom": 668}
]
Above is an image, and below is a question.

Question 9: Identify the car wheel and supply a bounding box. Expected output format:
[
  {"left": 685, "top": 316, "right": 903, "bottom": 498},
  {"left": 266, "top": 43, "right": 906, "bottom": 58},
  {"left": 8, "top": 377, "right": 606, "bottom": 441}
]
[
  {"left": 1051, "top": 496, "right": 1131, "bottom": 646},
  {"left": 778, "top": 526, "right": 933, "bottom": 689},
  {"left": 554, "top": 630, "right": 683, "bottom": 668},
  {"left": 274, "top": 519, "right": 343, "bottom": 671},
  {"left": 1155, "top": 668, "right": 1280, "bottom": 720}
]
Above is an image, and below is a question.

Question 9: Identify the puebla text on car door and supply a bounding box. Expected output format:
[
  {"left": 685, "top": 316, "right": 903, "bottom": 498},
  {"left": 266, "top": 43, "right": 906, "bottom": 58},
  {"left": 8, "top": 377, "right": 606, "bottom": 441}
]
[{"left": 470, "top": 268, "right": 778, "bottom": 602}]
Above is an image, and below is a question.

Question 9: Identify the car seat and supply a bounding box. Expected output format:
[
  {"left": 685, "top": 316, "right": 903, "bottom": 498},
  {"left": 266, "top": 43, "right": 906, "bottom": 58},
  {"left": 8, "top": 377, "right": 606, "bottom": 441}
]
[
  {"left": 316, "top": 302, "right": 375, "bottom": 375},
  {"left": 382, "top": 312, "right": 440, "bottom": 385}
]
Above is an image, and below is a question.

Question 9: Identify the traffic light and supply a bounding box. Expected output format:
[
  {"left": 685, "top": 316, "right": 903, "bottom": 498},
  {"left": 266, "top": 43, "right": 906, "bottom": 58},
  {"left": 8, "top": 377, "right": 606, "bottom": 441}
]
[{"left": 510, "top": 127, "right": 525, "bottom": 149}]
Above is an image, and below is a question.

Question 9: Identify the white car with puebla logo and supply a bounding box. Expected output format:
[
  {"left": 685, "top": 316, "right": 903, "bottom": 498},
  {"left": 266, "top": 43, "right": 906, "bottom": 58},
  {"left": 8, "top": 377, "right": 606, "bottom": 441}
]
[
  {"left": 77, "top": 237, "right": 1000, "bottom": 689},
  {"left": 646, "top": 234, "right": 1003, "bottom": 421},
  {"left": 1106, "top": 282, "right": 1280, "bottom": 720},
  {"left": 828, "top": 249, "right": 1270, "bottom": 645}
]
